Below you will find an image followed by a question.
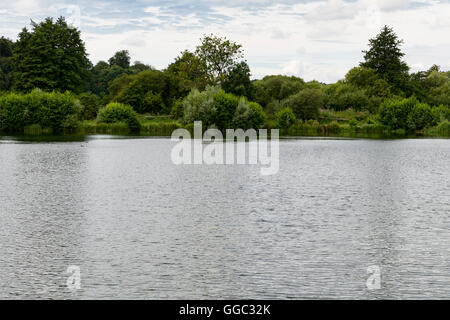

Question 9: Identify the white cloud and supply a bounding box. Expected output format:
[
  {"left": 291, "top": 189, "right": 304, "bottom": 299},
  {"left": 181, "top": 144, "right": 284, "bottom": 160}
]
[{"left": 2, "top": 0, "right": 450, "bottom": 82}]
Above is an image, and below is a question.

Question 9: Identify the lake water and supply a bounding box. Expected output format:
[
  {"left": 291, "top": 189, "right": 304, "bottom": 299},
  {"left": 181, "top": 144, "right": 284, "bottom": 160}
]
[{"left": 0, "top": 136, "right": 449, "bottom": 299}]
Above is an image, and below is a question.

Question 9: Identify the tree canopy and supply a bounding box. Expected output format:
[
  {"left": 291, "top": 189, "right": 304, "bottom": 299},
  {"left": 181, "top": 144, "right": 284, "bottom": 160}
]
[
  {"left": 361, "top": 25, "right": 409, "bottom": 92},
  {"left": 13, "top": 17, "right": 90, "bottom": 92}
]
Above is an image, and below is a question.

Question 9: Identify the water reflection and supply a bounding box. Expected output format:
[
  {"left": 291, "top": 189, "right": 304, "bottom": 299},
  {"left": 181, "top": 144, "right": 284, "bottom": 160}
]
[{"left": 0, "top": 138, "right": 449, "bottom": 299}]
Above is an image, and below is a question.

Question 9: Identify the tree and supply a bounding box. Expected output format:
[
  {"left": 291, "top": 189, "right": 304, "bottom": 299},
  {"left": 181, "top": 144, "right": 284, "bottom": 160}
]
[
  {"left": 109, "top": 50, "right": 131, "bottom": 69},
  {"left": 195, "top": 34, "right": 243, "bottom": 85},
  {"left": 222, "top": 61, "right": 253, "bottom": 98},
  {"left": 0, "top": 37, "right": 14, "bottom": 90},
  {"left": 167, "top": 50, "right": 208, "bottom": 94},
  {"left": 13, "top": 17, "right": 89, "bottom": 92},
  {"left": 361, "top": 26, "right": 409, "bottom": 92},
  {"left": 283, "top": 88, "right": 324, "bottom": 120}
]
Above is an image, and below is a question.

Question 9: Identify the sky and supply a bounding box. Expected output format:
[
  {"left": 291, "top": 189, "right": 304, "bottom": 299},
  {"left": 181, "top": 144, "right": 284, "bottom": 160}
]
[{"left": 0, "top": 0, "right": 449, "bottom": 83}]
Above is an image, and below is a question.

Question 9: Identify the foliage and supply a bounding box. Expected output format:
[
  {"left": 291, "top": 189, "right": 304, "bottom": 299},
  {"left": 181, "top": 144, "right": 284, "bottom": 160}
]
[
  {"left": 110, "top": 70, "right": 178, "bottom": 114},
  {"left": 97, "top": 102, "right": 140, "bottom": 132},
  {"left": 407, "top": 102, "right": 436, "bottom": 130},
  {"left": 213, "top": 90, "right": 239, "bottom": 130},
  {"left": 167, "top": 50, "right": 209, "bottom": 94},
  {"left": 436, "top": 121, "right": 450, "bottom": 136},
  {"left": 195, "top": 34, "right": 243, "bottom": 85},
  {"left": 78, "top": 92, "right": 102, "bottom": 120},
  {"left": 378, "top": 97, "right": 435, "bottom": 130},
  {"left": 182, "top": 86, "right": 265, "bottom": 130},
  {"left": 183, "top": 86, "right": 220, "bottom": 128},
  {"left": 0, "top": 37, "right": 14, "bottom": 91},
  {"left": 0, "top": 89, "right": 81, "bottom": 132},
  {"left": 232, "top": 98, "right": 266, "bottom": 129},
  {"left": 283, "top": 88, "right": 324, "bottom": 120},
  {"left": 222, "top": 61, "right": 253, "bottom": 98},
  {"left": 361, "top": 26, "right": 409, "bottom": 92},
  {"left": 13, "top": 17, "right": 89, "bottom": 92},
  {"left": 277, "top": 107, "right": 297, "bottom": 129},
  {"left": 252, "top": 75, "right": 305, "bottom": 109},
  {"left": 108, "top": 50, "right": 131, "bottom": 69}
]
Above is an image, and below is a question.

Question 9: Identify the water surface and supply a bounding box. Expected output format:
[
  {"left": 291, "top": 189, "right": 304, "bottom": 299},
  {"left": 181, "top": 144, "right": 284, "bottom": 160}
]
[{"left": 0, "top": 136, "right": 449, "bottom": 299}]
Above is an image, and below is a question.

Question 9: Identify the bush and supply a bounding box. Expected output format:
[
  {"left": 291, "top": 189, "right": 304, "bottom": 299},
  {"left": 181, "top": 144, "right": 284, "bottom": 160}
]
[
  {"left": 407, "top": 102, "right": 436, "bottom": 130},
  {"left": 183, "top": 86, "right": 219, "bottom": 128},
  {"left": 232, "top": 98, "right": 266, "bottom": 129},
  {"left": 432, "top": 104, "right": 450, "bottom": 122},
  {"left": 283, "top": 88, "right": 324, "bottom": 120},
  {"left": 97, "top": 102, "right": 140, "bottom": 132},
  {"left": 378, "top": 97, "right": 418, "bottom": 130},
  {"left": 213, "top": 90, "right": 239, "bottom": 130},
  {"left": 183, "top": 87, "right": 264, "bottom": 130},
  {"left": 277, "top": 107, "right": 296, "bottom": 129},
  {"left": 78, "top": 92, "right": 102, "bottom": 120},
  {"left": 0, "top": 89, "right": 80, "bottom": 132},
  {"left": 437, "top": 121, "right": 450, "bottom": 136}
]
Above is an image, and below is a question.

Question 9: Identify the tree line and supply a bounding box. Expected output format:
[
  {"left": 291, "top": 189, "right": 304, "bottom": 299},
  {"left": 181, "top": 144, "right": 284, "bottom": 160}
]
[{"left": 0, "top": 17, "right": 449, "bottom": 135}]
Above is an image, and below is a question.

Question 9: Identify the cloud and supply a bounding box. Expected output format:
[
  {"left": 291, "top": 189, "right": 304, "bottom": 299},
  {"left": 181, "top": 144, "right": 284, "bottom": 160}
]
[{"left": 1, "top": 0, "right": 450, "bottom": 82}]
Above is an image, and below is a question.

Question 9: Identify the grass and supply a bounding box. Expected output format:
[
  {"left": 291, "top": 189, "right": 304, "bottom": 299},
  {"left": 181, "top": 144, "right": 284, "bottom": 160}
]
[{"left": 6, "top": 110, "right": 449, "bottom": 139}]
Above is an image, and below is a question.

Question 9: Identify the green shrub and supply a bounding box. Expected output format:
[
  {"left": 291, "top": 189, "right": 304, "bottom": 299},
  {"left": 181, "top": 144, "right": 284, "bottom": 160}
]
[
  {"left": 213, "top": 90, "right": 239, "bottom": 130},
  {"left": 78, "top": 93, "right": 102, "bottom": 120},
  {"left": 232, "top": 98, "right": 266, "bottom": 129},
  {"left": 407, "top": 102, "right": 436, "bottom": 130},
  {"left": 432, "top": 104, "right": 450, "bottom": 122},
  {"left": 283, "top": 88, "right": 324, "bottom": 120},
  {"left": 0, "top": 89, "right": 80, "bottom": 132},
  {"left": 97, "top": 102, "right": 140, "bottom": 132},
  {"left": 378, "top": 97, "right": 418, "bottom": 130},
  {"left": 436, "top": 121, "right": 450, "bottom": 136},
  {"left": 277, "top": 107, "right": 297, "bottom": 129},
  {"left": 183, "top": 86, "right": 219, "bottom": 128}
]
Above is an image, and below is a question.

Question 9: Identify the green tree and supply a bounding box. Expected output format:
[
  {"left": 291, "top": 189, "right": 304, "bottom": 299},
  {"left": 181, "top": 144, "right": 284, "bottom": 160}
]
[
  {"left": 0, "top": 37, "right": 15, "bottom": 90},
  {"left": 167, "top": 50, "right": 209, "bottom": 94},
  {"left": 195, "top": 34, "right": 243, "bottom": 85},
  {"left": 284, "top": 88, "right": 324, "bottom": 120},
  {"left": 277, "top": 107, "right": 297, "bottom": 129},
  {"left": 252, "top": 75, "right": 304, "bottom": 109},
  {"left": 361, "top": 26, "right": 409, "bottom": 92},
  {"left": 109, "top": 50, "right": 131, "bottom": 69},
  {"left": 222, "top": 61, "right": 253, "bottom": 98},
  {"left": 13, "top": 17, "right": 89, "bottom": 92}
]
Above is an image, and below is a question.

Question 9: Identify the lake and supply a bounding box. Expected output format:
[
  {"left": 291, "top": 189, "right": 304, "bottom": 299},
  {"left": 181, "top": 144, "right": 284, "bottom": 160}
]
[{"left": 0, "top": 136, "right": 449, "bottom": 299}]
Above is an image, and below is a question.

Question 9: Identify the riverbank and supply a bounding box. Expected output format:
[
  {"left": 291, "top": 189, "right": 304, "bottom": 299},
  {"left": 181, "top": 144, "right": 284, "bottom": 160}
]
[{"left": 5, "top": 110, "right": 449, "bottom": 139}]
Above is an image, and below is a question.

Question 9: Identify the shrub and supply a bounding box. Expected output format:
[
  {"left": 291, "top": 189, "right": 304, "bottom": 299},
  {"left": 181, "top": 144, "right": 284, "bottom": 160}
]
[
  {"left": 432, "top": 104, "right": 450, "bottom": 122},
  {"left": 407, "top": 102, "right": 436, "bottom": 130},
  {"left": 97, "top": 102, "right": 140, "bottom": 132},
  {"left": 277, "top": 107, "right": 297, "bottom": 129},
  {"left": 0, "top": 89, "right": 80, "bottom": 132},
  {"left": 78, "top": 92, "right": 102, "bottom": 120},
  {"left": 436, "top": 121, "right": 450, "bottom": 136},
  {"left": 144, "top": 91, "right": 165, "bottom": 114},
  {"left": 183, "top": 86, "right": 264, "bottom": 130},
  {"left": 232, "top": 98, "right": 266, "bottom": 129},
  {"left": 183, "top": 86, "right": 219, "bottom": 128},
  {"left": 283, "top": 88, "right": 324, "bottom": 120},
  {"left": 213, "top": 90, "right": 239, "bottom": 130},
  {"left": 378, "top": 97, "right": 418, "bottom": 130}
]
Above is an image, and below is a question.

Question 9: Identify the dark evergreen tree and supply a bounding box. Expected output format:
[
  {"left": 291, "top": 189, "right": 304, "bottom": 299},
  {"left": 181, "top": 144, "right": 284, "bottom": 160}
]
[
  {"left": 361, "top": 26, "right": 409, "bottom": 93},
  {"left": 12, "top": 17, "right": 89, "bottom": 92},
  {"left": 0, "top": 37, "right": 15, "bottom": 90}
]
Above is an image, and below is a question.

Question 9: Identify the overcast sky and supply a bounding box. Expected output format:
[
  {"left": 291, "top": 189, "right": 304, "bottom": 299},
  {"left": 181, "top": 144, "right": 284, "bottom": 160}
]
[{"left": 1, "top": 0, "right": 449, "bottom": 83}]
